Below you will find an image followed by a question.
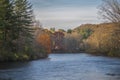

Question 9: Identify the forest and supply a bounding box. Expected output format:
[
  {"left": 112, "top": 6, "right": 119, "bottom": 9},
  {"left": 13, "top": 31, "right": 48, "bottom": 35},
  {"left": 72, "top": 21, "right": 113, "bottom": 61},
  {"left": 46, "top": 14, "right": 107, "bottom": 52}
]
[
  {"left": 0, "top": 0, "right": 120, "bottom": 62},
  {"left": 0, "top": 0, "right": 49, "bottom": 61}
]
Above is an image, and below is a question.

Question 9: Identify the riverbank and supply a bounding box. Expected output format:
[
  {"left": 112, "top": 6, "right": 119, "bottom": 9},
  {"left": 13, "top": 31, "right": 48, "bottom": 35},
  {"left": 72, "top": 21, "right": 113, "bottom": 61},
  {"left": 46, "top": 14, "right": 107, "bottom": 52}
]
[
  {"left": 52, "top": 50, "right": 120, "bottom": 58},
  {"left": 0, "top": 53, "right": 48, "bottom": 62}
]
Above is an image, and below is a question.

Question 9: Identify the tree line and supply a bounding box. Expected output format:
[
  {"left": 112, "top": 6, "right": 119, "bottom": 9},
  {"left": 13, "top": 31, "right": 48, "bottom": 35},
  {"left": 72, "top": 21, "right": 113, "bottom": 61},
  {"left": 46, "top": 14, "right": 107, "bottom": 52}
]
[
  {"left": 47, "top": 0, "right": 120, "bottom": 56},
  {"left": 35, "top": 0, "right": 120, "bottom": 56},
  {"left": 0, "top": 0, "right": 49, "bottom": 61}
]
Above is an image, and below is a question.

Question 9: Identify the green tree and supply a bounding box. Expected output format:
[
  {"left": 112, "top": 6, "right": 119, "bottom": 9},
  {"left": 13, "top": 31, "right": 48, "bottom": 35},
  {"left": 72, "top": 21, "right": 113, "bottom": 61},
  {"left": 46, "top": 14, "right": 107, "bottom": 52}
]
[
  {"left": 14, "top": 0, "right": 34, "bottom": 54},
  {"left": 0, "top": 0, "right": 15, "bottom": 51},
  {"left": 50, "top": 27, "right": 55, "bottom": 33},
  {"left": 0, "top": 0, "right": 35, "bottom": 61},
  {"left": 80, "top": 28, "right": 93, "bottom": 39},
  {"left": 67, "top": 29, "right": 72, "bottom": 34}
]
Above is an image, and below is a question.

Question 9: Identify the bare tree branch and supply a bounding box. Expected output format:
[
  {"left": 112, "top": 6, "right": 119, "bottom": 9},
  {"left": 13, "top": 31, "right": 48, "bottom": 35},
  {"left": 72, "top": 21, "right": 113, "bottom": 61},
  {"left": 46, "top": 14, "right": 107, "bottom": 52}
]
[{"left": 99, "top": 0, "right": 120, "bottom": 23}]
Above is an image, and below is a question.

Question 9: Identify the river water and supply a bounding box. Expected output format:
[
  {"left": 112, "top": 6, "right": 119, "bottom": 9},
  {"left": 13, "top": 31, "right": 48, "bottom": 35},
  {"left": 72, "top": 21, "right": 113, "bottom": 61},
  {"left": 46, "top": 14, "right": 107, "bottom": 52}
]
[{"left": 0, "top": 53, "right": 120, "bottom": 80}]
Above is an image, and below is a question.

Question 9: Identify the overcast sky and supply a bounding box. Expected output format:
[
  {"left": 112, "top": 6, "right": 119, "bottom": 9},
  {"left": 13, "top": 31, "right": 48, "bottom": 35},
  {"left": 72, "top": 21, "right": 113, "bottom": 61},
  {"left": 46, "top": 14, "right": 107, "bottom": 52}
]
[{"left": 29, "top": 0, "right": 103, "bottom": 30}]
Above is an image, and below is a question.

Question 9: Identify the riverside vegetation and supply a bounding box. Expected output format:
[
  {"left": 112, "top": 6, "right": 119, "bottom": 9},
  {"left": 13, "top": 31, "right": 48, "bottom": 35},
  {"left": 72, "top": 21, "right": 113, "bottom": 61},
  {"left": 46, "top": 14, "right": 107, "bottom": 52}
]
[
  {"left": 0, "top": 0, "right": 120, "bottom": 62},
  {"left": 0, "top": 0, "right": 50, "bottom": 62}
]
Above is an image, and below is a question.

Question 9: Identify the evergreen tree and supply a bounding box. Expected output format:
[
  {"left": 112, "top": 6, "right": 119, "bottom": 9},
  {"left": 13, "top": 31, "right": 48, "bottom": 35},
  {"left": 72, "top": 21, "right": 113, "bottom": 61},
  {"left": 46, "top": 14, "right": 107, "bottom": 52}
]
[
  {"left": 0, "top": 0, "right": 34, "bottom": 61},
  {"left": 14, "top": 0, "right": 34, "bottom": 53},
  {"left": 0, "top": 0, "right": 48, "bottom": 61},
  {"left": 0, "top": 0, "right": 15, "bottom": 52}
]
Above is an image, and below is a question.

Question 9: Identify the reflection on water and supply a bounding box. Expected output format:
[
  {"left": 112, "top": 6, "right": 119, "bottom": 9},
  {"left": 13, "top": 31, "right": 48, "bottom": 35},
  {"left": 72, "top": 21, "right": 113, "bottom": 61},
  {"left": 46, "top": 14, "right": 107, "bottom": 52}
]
[
  {"left": 0, "top": 53, "right": 120, "bottom": 80},
  {"left": 0, "top": 62, "right": 30, "bottom": 70}
]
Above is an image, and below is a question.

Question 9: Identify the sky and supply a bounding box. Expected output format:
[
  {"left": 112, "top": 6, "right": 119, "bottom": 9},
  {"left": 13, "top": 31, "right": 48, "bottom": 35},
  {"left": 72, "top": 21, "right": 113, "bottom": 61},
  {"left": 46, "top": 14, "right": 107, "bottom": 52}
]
[{"left": 29, "top": 0, "right": 103, "bottom": 30}]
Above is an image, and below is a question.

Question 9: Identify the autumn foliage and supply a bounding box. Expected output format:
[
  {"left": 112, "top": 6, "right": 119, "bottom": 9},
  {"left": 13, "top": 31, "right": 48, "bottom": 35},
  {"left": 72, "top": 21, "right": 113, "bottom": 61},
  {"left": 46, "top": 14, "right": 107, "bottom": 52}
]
[{"left": 37, "top": 32, "right": 51, "bottom": 54}]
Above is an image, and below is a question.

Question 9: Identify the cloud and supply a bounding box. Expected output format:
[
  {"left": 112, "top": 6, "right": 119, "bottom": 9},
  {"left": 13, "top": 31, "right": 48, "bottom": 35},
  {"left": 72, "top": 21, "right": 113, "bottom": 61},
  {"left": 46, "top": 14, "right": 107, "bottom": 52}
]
[{"left": 33, "top": 6, "right": 102, "bottom": 30}]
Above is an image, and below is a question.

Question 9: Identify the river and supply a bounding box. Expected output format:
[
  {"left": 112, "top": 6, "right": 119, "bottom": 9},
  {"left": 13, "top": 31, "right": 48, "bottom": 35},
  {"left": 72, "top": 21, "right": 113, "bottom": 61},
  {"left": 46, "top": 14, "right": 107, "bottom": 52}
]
[{"left": 0, "top": 53, "right": 120, "bottom": 80}]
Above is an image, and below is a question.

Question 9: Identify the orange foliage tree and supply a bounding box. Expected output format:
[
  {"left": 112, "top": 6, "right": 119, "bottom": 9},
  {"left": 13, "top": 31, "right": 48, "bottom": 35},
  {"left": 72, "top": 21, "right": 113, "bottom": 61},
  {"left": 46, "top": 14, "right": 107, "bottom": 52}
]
[{"left": 37, "top": 33, "right": 51, "bottom": 54}]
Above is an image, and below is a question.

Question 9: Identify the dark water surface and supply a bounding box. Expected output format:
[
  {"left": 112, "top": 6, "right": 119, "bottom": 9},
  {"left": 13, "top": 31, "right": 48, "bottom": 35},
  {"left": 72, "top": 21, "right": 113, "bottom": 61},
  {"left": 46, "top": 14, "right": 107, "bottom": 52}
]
[{"left": 0, "top": 53, "right": 120, "bottom": 80}]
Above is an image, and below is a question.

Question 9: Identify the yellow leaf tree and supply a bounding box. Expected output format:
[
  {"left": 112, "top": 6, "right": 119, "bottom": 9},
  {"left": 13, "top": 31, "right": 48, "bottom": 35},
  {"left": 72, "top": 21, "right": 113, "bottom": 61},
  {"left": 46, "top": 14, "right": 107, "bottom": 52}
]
[{"left": 37, "top": 33, "right": 51, "bottom": 54}]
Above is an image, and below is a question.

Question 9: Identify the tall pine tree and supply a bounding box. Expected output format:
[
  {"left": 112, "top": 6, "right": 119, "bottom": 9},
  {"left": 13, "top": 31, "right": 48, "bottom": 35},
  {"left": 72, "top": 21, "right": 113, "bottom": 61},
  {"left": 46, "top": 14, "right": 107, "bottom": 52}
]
[
  {"left": 0, "top": 0, "right": 15, "bottom": 52},
  {"left": 0, "top": 0, "right": 34, "bottom": 61},
  {"left": 14, "top": 0, "right": 34, "bottom": 54}
]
